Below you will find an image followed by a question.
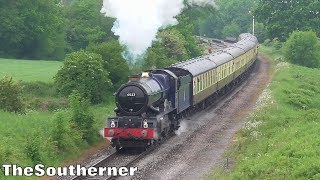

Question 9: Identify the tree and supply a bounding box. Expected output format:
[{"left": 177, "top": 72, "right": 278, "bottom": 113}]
[
  {"left": 223, "top": 23, "right": 241, "bottom": 38},
  {"left": 171, "top": 6, "right": 204, "bottom": 58},
  {"left": 143, "top": 42, "right": 177, "bottom": 70},
  {"left": 143, "top": 29, "right": 192, "bottom": 70},
  {"left": 0, "top": 0, "right": 66, "bottom": 59},
  {"left": 255, "top": 0, "right": 320, "bottom": 41},
  {"left": 198, "top": 12, "right": 224, "bottom": 39},
  {"left": 87, "top": 40, "right": 130, "bottom": 89},
  {"left": 66, "top": 0, "right": 114, "bottom": 52},
  {"left": 218, "top": 0, "right": 257, "bottom": 35},
  {"left": 54, "top": 51, "right": 112, "bottom": 103},
  {"left": 249, "top": 22, "right": 268, "bottom": 42},
  {"left": 158, "top": 29, "right": 190, "bottom": 62},
  {"left": 284, "top": 31, "right": 320, "bottom": 68}
]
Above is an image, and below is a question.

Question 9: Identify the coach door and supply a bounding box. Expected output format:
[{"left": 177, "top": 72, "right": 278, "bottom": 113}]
[{"left": 177, "top": 75, "right": 192, "bottom": 113}]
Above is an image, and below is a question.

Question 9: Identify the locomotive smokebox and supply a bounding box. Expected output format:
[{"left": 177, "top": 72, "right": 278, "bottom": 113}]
[{"left": 115, "top": 73, "right": 168, "bottom": 116}]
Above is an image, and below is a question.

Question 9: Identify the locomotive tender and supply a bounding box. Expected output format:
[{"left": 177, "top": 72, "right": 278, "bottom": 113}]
[{"left": 104, "top": 33, "right": 258, "bottom": 151}]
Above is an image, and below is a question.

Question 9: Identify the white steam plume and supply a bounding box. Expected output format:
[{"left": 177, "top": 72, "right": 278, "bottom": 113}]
[
  {"left": 175, "top": 120, "right": 189, "bottom": 136},
  {"left": 101, "top": 0, "right": 215, "bottom": 61}
]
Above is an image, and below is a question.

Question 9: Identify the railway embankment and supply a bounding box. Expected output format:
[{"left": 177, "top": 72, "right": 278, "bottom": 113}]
[{"left": 212, "top": 46, "right": 320, "bottom": 179}]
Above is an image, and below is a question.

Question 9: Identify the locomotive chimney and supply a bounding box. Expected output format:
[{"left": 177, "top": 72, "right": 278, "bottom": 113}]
[{"left": 128, "top": 75, "right": 140, "bottom": 82}]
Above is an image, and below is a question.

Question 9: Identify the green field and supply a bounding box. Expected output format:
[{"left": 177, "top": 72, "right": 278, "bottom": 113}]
[
  {"left": 0, "top": 103, "right": 115, "bottom": 179},
  {"left": 0, "top": 57, "right": 116, "bottom": 179},
  {"left": 0, "top": 58, "right": 62, "bottom": 82},
  {"left": 210, "top": 46, "right": 320, "bottom": 179}
]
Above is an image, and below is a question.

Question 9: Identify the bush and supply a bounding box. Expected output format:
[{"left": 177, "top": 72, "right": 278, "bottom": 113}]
[
  {"left": 0, "top": 76, "right": 25, "bottom": 113},
  {"left": 52, "top": 111, "right": 83, "bottom": 154},
  {"left": 271, "top": 38, "right": 282, "bottom": 50},
  {"left": 284, "top": 31, "right": 320, "bottom": 68},
  {"left": 25, "top": 136, "right": 42, "bottom": 164},
  {"left": 86, "top": 40, "right": 130, "bottom": 89},
  {"left": 69, "top": 91, "right": 98, "bottom": 144},
  {"left": 54, "top": 50, "right": 112, "bottom": 104}
]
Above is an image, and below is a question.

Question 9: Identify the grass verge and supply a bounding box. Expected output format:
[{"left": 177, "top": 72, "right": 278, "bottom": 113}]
[{"left": 209, "top": 46, "right": 320, "bottom": 179}]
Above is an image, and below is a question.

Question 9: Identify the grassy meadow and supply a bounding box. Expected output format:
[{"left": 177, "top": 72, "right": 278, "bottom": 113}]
[
  {"left": 0, "top": 58, "right": 62, "bottom": 82},
  {"left": 210, "top": 46, "right": 320, "bottom": 179}
]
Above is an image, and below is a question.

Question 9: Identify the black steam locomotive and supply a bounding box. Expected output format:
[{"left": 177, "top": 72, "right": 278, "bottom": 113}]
[{"left": 104, "top": 33, "right": 258, "bottom": 151}]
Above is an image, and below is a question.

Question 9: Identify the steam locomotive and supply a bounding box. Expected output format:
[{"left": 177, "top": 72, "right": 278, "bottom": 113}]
[{"left": 104, "top": 33, "right": 258, "bottom": 151}]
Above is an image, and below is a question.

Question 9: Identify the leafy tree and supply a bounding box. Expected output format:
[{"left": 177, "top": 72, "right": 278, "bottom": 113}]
[
  {"left": 255, "top": 0, "right": 320, "bottom": 41},
  {"left": 0, "top": 77, "right": 25, "bottom": 113},
  {"left": 218, "top": 0, "right": 256, "bottom": 35},
  {"left": 198, "top": 12, "right": 224, "bottom": 39},
  {"left": 284, "top": 31, "right": 320, "bottom": 68},
  {"left": 223, "top": 23, "right": 241, "bottom": 38},
  {"left": 54, "top": 51, "right": 112, "bottom": 103},
  {"left": 173, "top": 10, "right": 201, "bottom": 57},
  {"left": 143, "top": 29, "right": 192, "bottom": 70},
  {"left": 66, "top": 0, "right": 114, "bottom": 52},
  {"left": 0, "top": 0, "right": 66, "bottom": 59},
  {"left": 143, "top": 42, "right": 177, "bottom": 70},
  {"left": 249, "top": 22, "right": 268, "bottom": 42},
  {"left": 87, "top": 40, "right": 130, "bottom": 89},
  {"left": 158, "top": 29, "right": 190, "bottom": 61}
]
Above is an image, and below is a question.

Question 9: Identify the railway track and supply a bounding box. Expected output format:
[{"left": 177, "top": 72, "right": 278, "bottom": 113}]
[{"left": 71, "top": 137, "right": 168, "bottom": 180}]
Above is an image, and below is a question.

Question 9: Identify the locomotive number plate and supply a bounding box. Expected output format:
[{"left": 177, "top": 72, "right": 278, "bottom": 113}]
[{"left": 127, "top": 93, "right": 136, "bottom": 97}]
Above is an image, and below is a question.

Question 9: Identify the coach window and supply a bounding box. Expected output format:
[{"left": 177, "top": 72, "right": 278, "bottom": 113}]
[
  {"left": 204, "top": 73, "right": 206, "bottom": 89},
  {"left": 203, "top": 74, "right": 205, "bottom": 89},
  {"left": 206, "top": 71, "right": 209, "bottom": 87},
  {"left": 202, "top": 74, "right": 205, "bottom": 89},
  {"left": 197, "top": 77, "right": 200, "bottom": 92},
  {"left": 210, "top": 71, "right": 212, "bottom": 85},
  {"left": 212, "top": 70, "right": 215, "bottom": 84},
  {"left": 200, "top": 74, "right": 202, "bottom": 90},
  {"left": 227, "top": 63, "right": 229, "bottom": 75},
  {"left": 212, "top": 70, "right": 215, "bottom": 83},
  {"left": 208, "top": 72, "right": 210, "bottom": 86},
  {"left": 193, "top": 79, "right": 196, "bottom": 94},
  {"left": 200, "top": 77, "right": 202, "bottom": 92},
  {"left": 212, "top": 70, "right": 214, "bottom": 84}
]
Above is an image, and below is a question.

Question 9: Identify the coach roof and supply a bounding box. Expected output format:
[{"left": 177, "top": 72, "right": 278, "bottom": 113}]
[{"left": 171, "top": 56, "right": 217, "bottom": 76}]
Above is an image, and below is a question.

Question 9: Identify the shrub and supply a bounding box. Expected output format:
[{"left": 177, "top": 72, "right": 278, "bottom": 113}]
[
  {"left": 25, "top": 136, "right": 42, "bottom": 164},
  {"left": 284, "top": 31, "right": 320, "bottom": 68},
  {"left": 263, "top": 39, "right": 271, "bottom": 46},
  {"left": 51, "top": 111, "right": 83, "bottom": 154},
  {"left": 54, "top": 50, "right": 112, "bottom": 104},
  {"left": 271, "top": 38, "right": 282, "bottom": 50},
  {"left": 87, "top": 40, "right": 130, "bottom": 89},
  {"left": 69, "top": 91, "right": 98, "bottom": 144},
  {"left": 0, "top": 76, "right": 25, "bottom": 113}
]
